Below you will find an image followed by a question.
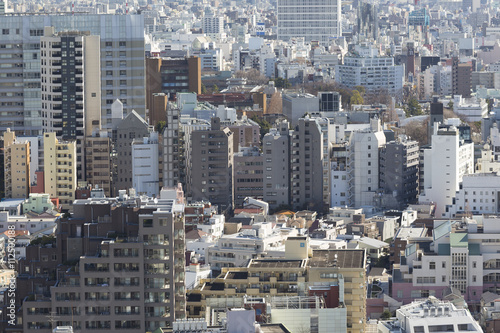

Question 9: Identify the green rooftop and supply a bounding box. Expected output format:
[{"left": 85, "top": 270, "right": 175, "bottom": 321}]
[{"left": 450, "top": 233, "right": 468, "bottom": 248}]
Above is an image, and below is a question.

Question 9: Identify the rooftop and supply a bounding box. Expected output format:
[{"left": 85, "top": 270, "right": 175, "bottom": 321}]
[
  {"left": 249, "top": 259, "right": 305, "bottom": 269},
  {"left": 309, "top": 249, "right": 365, "bottom": 269}
]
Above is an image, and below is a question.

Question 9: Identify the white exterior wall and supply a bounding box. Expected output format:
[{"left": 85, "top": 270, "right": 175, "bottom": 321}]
[
  {"left": 131, "top": 136, "right": 159, "bottom": 197},
  {"left": 270, "top": 308, "right": 347, "bottom": 333},
  {"left": 420, "top": 128, "right": 474, "bottom": 217},
  {"left": 331, "top": 168, "right": 348, "bottom": 207}
]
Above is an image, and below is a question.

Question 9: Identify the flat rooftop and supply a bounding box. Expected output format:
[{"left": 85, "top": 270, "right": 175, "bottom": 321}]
[
  {"left": 249, "top": 260, "right": 304, "bottom": 269},
  {"left": 309, "top": 249, "right": 365, "bottom": 269}
]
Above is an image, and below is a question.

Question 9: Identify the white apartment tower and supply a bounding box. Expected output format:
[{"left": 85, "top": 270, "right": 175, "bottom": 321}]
[
  {"left": 277, "top": 0, "right": 341, "bottom": 45},
  {"left": 347, "top": 118, "right": 386, "bottom": 208},
  {"left": 202, "top": 15, "right": 224, "bottom": 34},
  {"left": 419, "top": 125, "right": 474, "bottom": 217},
  {"left": 132, "top": 132, "right": 160, "bottom": 197}
]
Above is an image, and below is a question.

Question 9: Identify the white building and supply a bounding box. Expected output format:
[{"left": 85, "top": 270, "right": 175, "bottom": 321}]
[
  {"left": 445, "top": 173, "right": 500, "bottom": 217},
  {"left": 347, "top": 118, "right": 386, "bottom": 208},
  {"left": 277, "top": 0, "right": 341, "bottom": 45},
  {"left": 453, "top": 95, "right": 488, "bottom": 122},
  {"left": 206, "top": 223, "right": 296, "bottom": 269},
  {"left": 419, "top": 125, "right": 474, "bottom": 217},
  {"left": 131, "top": 132, "right": 159, "bottom": 197},
  {"left": 378, "top": 297, "right": 482, "bottom": 333},
  {"left": 335, "top": 56, "right": 404, "bottom": 95},
  {"left": 202, "top": 15, "right": 224, "bottom": 34}
]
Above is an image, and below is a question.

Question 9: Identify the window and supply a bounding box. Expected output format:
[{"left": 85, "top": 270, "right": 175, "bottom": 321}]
[
  {"left": 473, "top": 262, "right": 477, "bottom": 268},
  {"left": 442, "top": 262, "right": 446, "bottom": 268},
  {"left": 429, "top": 262, "right": 435, "bottom": 269}
]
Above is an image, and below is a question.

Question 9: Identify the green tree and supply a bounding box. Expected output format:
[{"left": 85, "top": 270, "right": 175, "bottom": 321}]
[
  {"left": 447, "top": 100, "right": 454, "bottom": 109},
  {"left": 350, "top": 90, "right": 364, "bottom": 105},
  {"left": 405, "top": 98, "right": 423, "bottom": 116},
  {"left": 354, "top": 85, "right": 366, "bottom": 96},
  {"left": 212, "top": 84, "right": 220, "bottom": 93},
  {"left": 155, "top": 121, "right": 166, "bottom": 134},
  {"left": 380, "top": 310, "right": 392, "bottom": 320},
  {"left": 201, "top": 83, "right": 207, "bottom": 94},
  {"left": 250, "top": 115, "right": 271, "bottom": 140},
  {"left": 273, "top": 77, "right": 291, "bottom": 89}
]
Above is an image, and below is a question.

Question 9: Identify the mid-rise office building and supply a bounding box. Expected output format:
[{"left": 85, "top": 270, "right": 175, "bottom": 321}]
[
  {"left": 336, "top": 56, "right": 404, "bottom": 95},
  {"left": 277, "top": 0, "right": 341, "bottom": 45},
  {"left": 452, "top": 57, "right": 472, "bottom": 98},
  {"left": 3, "top": 128, "right": 30, "bottom": 198},
  {"left": 146, "top": 56, "right": 201, "bottom": 106}
]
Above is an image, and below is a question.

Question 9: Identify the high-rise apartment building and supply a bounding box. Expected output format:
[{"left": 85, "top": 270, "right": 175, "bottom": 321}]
[
  {"left": 263, "top": 120, "right": 291, "bottom": 210},
  {"left": 347, "top": 118, "right": 386, "bottom": 208},
  {"left": 290, "top": 117, "right": 327, "bottom": 212},
  {"left": 41, "top": 28, "right": 101, "bottom": 181},
  {"left": 21, "top": 189, "right": 187, "bottom": 332},
  {"left": 162, "top": 104, "right": 183, "bottom": 189},
  {"left": 379, "top": 137, "right": 419, "bottom": 209},
  {"left": 190, "top": 117, "right": 234, "bottom": 214},
  {"left": 202, "top": 15, "right": 224, "bottom": 34},
  {"left": 0, "top": 14, "right": 145, "bottom": 136},
  {"left": 3, "top": 128, "right": 30, "bottom": 198},
  {"left": 43, "top": 132, "right": 77, "bottom": 211},
  {"left": 277, "top": 0, "right": 341, "bottom": 45},
  {"left": 419, "top": 124, "right": 474, "bottom": 217}
]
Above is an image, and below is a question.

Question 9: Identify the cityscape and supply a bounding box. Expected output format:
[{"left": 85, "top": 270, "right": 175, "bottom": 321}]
[{"left": 1, "top": 0, "right": 500, "bottom": 332}]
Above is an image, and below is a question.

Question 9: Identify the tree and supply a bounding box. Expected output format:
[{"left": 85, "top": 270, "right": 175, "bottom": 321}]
[
  {"left": 404, "top": 119, "right": 428, "bottom": 146},
  {"left": 250, "top": 115, "right": 271, "bottom": 140},
  {"left": 350, "top": 89, "right": 364, "bottom": 105},
  {"left": 380, "top": 310, "right": 392, "bottom": 320},
  {"left": 354, "top": 85, "right": 366, "bottom": 96},
  {"left": 212, "top": 84, "right": 220, "bottom": 93},
  {"left": 272, "top": 77, "right": 291, "bottom": 89},
  {"left": 447, "top": 100, "right": 454, "bottom": 109},
  {"left": 201, "top": 83, "right": 207, "bottom": 94},
  {"left": 405, "top": 98, "right": 423, "bottom": 117},
  {"left": 155, "top": 121, "right": 166, "bottom": 134}
]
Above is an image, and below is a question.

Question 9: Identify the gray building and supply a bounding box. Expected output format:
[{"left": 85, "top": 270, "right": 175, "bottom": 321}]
[
  {"left": 291, "top": 117, "right": 325, "bottom": 212},
  {"left": 190, "top": 117, "right": 234, "bottom": 214},
  {"left": 282, "top": 93, "right": 319, "bottom": 127},
  {"left": 114, "top": 110, "right": 151, "bottom": 194},
  {"left": 233, "top": 146, "right": 263, "bottom": 207},
  {"left": 0, "top": 14, "right": 145, "bottom": 136},
  {"left": 162, "top": 102, "right": 184, "bottom": 189},
  {"left": 471, "top": 71, "right": 500, "bottom": 91},
  {"left": 21, "top": 191, "right": 186, "bottom": 333},
  {"left": 379, "top": 137, "right": 419, "bottom": 209},
  {"left": 263, "top": 120, "right": 291, "bottom": 210}
]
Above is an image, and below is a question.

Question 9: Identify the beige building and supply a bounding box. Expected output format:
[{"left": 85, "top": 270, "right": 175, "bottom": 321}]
[
  {"left": 188, "top": 237, "right": 367, "bottom": 333},
  {"left": 43, "top": 133, "right": 77, "bottom": 211},
  {"left": 85, "top": 133, "right": 111, "bottom": 197},
  {"left": 3, "top": 128, "right": 30, "bottom": 198}
]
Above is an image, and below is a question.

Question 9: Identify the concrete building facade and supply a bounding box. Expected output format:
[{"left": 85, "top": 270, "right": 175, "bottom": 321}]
[
  {"left": 263, "top": 121, "right": 291, "bottom": 210},
  {"left": 190, "top": 117, "right": 234, "bottom": 214},
  {"left": 43, "top": 132, "right": 77, "bottom": 211},
  {"left": 3, "top": 128, "right": 30, "bottom": 198}
]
